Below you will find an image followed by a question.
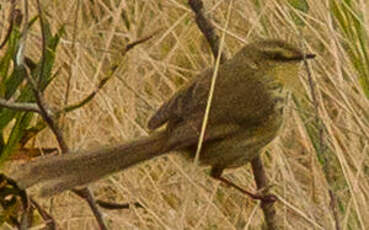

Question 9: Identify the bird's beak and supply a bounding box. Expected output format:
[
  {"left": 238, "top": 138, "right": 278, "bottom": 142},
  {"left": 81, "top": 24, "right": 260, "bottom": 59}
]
[{"left": 304, "top": 53, "right": 316, "bottom": 59}]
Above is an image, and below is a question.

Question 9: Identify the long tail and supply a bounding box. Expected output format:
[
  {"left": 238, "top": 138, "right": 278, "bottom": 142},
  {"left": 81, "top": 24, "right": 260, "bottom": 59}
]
[{"left": 11, "top": 131, "right": 169, "bottom": 197}]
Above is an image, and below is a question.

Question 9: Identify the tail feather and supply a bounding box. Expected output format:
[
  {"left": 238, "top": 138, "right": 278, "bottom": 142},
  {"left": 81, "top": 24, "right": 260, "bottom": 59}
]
[{"left": 11, "top": 131, "right": 169, "bottom": 196}]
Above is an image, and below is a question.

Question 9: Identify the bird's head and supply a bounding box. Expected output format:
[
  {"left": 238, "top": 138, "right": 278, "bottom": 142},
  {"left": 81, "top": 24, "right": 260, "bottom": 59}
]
[{"left": 242, "top": 39, "right": 315, "bottom": 92}]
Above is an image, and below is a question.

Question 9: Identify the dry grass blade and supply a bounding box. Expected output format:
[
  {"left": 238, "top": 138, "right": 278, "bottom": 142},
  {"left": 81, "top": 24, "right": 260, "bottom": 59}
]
[{"left": 1, "top": 0, "right": 368, "bottom": 229}]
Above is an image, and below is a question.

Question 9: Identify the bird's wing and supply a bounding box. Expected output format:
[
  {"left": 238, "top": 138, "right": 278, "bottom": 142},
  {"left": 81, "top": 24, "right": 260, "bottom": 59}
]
[{"left": 147, "top": 68, "right": 213, "bottom": 130}]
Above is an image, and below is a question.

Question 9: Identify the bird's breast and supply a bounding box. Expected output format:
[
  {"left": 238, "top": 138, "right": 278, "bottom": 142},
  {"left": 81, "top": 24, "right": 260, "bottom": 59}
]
[{"left": 260, "top": 79, "right": 289, "bottom": 135}]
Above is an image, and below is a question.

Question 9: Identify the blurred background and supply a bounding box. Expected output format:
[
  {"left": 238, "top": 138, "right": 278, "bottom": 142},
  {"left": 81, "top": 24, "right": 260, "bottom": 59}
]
[{"left": 1, "top": 0, "right": 369, "bottom": 229}]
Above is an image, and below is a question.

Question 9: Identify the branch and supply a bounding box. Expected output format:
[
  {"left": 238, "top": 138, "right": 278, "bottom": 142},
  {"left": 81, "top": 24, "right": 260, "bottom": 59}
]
[
  {"left": 251, "top": 157, "right": 281, "bottom": 229},
  {"left": 188, "top": 1, "right": 279, "bottom": 229},
  {"left": 31, "top": 198, "right": 57, "bottom": 230},
  {"left": 188, "top": 0, "right": 228, "bottom": 63},
  {"left": 61, "top": 65, "right": 118, "bottom": 113},
  {"left": 0, "top": 98, "right": 41, "bottom": 113},
  {"left": 72, "top": 188, "right": 108, "bottom": 230}
]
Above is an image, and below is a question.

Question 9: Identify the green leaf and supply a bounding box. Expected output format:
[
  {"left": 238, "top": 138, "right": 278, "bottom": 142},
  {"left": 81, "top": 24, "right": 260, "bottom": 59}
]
[
  {"left": 0, "top": 112, "right": 33, "bottom": 165},
  {"left": 37, "top": 20, "right": 65, "bottom": 90},
  {"left": 0, "top": 20, "right": 64, "bottom": 164},
  {"left": 4, "top": 65, "right": 27, "bottom": 99},
  {"left": 0, "top": 24, "right": 22, "bottom": 96},
  {"left": 0, "top": 77, "right": 35, "bottom": 132}
]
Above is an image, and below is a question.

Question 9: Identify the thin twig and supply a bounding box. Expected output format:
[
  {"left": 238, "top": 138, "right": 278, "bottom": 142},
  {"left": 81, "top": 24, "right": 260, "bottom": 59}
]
[
  {"left": 24, "top": 64, "right": 69, "bottom": 153},
  {"left": 303, "top": 56, "right": 324, "bottom": 153},
  {"left": 72, "top": 188, "right": 108, "bottom": 230},
  {"left": 30, "top": 198, "right": 57, "bottom": 230},
  {"left": 124, "top": 29, "right": 161, "bottom": 53},
  {"left": 96, "top": 200, "right": 143, "bottom": 210},
  {"left": 0, "top": 98, "right": 41, "bottom": 113},
  {"left": 303, "top": 54, "right": 341, "bottom": 230},
  {"left": 61, "top": 65, "right": 117, "bottom": 113}
]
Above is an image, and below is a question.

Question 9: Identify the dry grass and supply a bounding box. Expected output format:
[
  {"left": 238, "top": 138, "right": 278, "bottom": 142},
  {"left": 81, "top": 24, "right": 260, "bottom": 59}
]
[{"left": 1, "top": 0, "right": 369, "bottom": 229}]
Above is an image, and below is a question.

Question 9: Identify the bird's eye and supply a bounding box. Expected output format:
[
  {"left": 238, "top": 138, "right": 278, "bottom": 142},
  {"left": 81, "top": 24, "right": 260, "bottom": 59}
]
[
  {"left": 262, "top": 50, "right": 305, "bottom": 62},
  {"left": 272, "top": 51, "right": 287, "bottom": 60},
  {"left": 262, "top": 51, "right": 289, "bottom": 61}
]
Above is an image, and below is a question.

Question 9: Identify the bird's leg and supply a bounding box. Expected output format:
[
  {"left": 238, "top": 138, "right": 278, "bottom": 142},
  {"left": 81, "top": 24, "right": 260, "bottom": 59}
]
[{"left": 210, "top": 167, "right": 277, "bottom": 203}]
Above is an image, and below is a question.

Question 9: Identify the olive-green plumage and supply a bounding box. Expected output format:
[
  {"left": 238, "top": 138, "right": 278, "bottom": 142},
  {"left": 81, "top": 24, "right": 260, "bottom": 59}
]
[{"left": 10, "top": 39, "right": 314, "bottom": 196}]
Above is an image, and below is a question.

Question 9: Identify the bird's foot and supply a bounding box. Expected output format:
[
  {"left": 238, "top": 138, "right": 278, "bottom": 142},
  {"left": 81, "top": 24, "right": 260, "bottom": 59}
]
[{"left": 210, "top": 171, "right": 278, "bottom": 204}]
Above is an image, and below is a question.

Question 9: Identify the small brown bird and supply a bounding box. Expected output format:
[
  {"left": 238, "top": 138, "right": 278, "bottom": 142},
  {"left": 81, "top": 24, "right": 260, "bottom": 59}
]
[{"left": 10, "top": 39, "right": 315, "bottom": 198}]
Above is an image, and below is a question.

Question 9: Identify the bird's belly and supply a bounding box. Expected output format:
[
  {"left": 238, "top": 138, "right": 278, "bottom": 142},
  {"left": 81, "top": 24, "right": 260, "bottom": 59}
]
[{"left": 224, "top": 111, "right": 285, "bottom": 168}]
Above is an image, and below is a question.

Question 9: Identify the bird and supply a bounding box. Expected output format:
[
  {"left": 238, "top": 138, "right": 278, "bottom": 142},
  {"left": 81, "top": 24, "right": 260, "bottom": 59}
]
[{"left": 9, "top": 39, "right": 315, "bottom": 199}]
